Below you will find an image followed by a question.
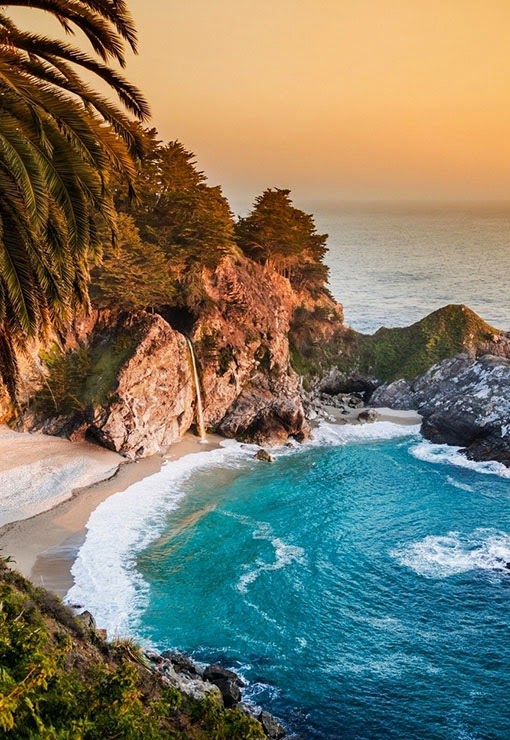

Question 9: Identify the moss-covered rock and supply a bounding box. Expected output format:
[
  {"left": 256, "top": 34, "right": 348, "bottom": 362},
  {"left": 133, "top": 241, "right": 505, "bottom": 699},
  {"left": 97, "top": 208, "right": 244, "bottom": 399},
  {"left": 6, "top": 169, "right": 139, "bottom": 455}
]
[{"left": 332, "top": 304, "right": 509, "bottom": 383}]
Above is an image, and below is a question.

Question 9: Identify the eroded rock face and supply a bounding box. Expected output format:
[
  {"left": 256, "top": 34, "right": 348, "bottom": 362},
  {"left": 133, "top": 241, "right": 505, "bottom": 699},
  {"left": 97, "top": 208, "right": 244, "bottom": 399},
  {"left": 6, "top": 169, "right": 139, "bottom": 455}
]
[
  {"left": 16, "top": 255, "right": 320, "bottom": 455},
  {"left": 23, "top": 312, "right": 195, "bottom": 459},
  {"left": 88, "top": 314, "right": 195, "bottom": 458},
  {"left": 190, "top": 256, "right": 311, "bottom": 444},
  {"left": 372, "top": 354, "right": 510, "bottom": 466}
]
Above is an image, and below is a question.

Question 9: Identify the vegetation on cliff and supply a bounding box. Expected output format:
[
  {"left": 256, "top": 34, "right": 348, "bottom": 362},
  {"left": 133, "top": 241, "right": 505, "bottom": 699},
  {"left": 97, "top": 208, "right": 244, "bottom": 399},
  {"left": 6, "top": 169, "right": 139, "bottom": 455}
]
[
  {"left": 0, "top": 558, "right": 264, "bottom": 738},
  {"left": 235, "top": 188, "right": 329, "bottom": 293},
  {"left": 334, "top": 304, "right": 505, "bottom": 382}
]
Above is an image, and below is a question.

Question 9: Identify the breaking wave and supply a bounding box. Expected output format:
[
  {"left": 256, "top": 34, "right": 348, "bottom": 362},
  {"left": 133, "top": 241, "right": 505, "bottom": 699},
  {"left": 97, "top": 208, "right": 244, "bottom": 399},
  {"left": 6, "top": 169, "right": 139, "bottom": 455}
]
[{"left": 391, "top": 529, "right": 510, "bottom": 578}]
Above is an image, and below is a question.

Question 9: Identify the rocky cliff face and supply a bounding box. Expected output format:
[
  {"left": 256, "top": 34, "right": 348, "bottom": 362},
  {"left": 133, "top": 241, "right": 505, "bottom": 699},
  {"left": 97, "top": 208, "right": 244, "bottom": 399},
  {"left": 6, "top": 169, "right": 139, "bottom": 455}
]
[
  {"left": 21, "top": 312, "right": 195, "bottom": 458},
  {"left": 372, "top": 354, "right": 510, "bottom": 467},
  {"left": 190, "top": 256, "right": 317, "bottom": 443},
  {"left": 8, "top": 254, "right": 344, "bottom": 456}
]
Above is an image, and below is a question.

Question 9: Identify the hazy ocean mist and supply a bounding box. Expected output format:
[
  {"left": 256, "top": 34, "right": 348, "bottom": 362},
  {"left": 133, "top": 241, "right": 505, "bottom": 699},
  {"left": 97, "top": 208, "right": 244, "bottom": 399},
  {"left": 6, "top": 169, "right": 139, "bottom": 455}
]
[{"left": 309, "top": 202, "right": 510, "bottom": 333}]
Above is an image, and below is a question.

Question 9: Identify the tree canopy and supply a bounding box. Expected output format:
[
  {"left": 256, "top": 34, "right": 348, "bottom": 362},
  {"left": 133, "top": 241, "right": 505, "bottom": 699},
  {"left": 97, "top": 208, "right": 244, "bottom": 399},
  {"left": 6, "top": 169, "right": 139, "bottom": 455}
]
[
  {"left": 235, "top": 188, "right": 329, "bottom": 290},
  {"left": 116, "top": 133, "right": 236, "bottom": 268}
]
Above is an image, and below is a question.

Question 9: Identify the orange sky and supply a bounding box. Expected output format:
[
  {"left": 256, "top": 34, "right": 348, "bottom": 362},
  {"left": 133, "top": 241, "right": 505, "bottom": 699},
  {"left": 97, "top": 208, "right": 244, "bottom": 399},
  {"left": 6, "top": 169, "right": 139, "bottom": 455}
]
[{"left": 13, "top": 0, "right": 510, "bottom": 208}]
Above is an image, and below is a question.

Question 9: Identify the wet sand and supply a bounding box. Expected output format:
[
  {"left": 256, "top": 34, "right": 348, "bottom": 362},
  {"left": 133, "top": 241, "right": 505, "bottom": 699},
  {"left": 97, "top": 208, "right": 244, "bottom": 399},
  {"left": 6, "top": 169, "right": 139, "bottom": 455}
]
[{"left": 0, "top": 434, "right": 221, "bottom": 597}]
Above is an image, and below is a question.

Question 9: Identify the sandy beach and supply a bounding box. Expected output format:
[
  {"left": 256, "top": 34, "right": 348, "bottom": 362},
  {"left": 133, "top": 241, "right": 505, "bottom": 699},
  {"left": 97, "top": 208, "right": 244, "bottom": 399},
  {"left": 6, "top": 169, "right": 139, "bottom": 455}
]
[{"left": 0, "top": 431, "right": 221, "bottom": 596}]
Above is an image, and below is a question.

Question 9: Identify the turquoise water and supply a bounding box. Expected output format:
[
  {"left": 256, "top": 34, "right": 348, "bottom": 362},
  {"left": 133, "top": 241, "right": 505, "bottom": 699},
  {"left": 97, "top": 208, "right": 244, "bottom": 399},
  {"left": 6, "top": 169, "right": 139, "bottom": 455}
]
[{"left": 74, "top": 429, "right": 510, "bottom": 740}]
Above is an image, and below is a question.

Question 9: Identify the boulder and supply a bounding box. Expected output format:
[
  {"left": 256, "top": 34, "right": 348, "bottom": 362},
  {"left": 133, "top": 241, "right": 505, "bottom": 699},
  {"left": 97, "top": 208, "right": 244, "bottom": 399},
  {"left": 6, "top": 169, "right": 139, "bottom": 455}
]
[
  {"left": 357, "top": 408, "right": 380, "bottom": 424},
  {"left": 76, "top": 610, "right": 96, "bottom": 629},
  {"left": 161, "top": 650, "right": 203, "bottom": 677},
  {"left": 255, "top": 448, "right": 275, "bottom": 463},
  {"left": 257, "top": 710, "right": 287, "bottom": 739},
  {"left": 203, "top": 664, "right": 244, "bottom": 707},
  {"left": 370, "top": 378, "right": 416, "bottom": 410}
]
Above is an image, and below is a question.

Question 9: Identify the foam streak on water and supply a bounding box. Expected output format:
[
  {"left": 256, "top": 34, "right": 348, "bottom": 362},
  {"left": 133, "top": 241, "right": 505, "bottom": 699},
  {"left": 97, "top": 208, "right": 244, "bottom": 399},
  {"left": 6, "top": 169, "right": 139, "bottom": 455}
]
[{"left": 67, "top": 444, "right": 252, "bottom": 635}]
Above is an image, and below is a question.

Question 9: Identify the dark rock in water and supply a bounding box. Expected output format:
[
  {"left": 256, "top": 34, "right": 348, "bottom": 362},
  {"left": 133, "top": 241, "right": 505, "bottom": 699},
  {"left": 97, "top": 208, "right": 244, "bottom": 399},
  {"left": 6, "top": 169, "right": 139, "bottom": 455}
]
[
  {"left": 203, "top": 664, "right": 244, "bottom": 707},
  {"left": 372, "top": 354, "right": 510, "bottom": 467},
  {"left": 255, "top": 448, "right": 275, "bottom": 463},
  {"left": 161, "top": 650, "right": 203, "bottom": 677},
  {"left": 257, "top": 710, "right": 287, "bottom": 739},
  {"left": 76, "top": 610, "right": 96, "bottom": 629},
  {"left": 357, "top": 408, "right": 380, "bottom": 424}
]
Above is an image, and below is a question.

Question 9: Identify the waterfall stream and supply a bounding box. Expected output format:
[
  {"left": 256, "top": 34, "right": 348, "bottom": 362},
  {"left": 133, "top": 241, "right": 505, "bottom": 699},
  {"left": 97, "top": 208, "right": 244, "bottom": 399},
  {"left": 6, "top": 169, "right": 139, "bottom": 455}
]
[{"left": 186, "top": 338, "right": 207, "bottom": 442}]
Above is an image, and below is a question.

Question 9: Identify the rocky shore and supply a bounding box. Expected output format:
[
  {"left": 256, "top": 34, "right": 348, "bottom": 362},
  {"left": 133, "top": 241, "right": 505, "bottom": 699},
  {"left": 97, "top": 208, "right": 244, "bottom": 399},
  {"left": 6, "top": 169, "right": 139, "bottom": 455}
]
[
  {"left": 73, "top": 608, "right": 289, "bottom": 739},
  {"left": 147, "top": 650, "right": 289, "bottom": 739},
  {"left": 371, "top": 353, "right": 510, "bottom": 467}
]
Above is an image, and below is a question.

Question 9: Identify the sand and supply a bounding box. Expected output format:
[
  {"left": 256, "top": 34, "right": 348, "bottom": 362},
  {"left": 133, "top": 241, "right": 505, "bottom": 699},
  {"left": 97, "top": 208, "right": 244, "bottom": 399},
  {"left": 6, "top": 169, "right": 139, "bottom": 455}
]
[
  {"left": 324, "top": 405, "right": 421, "bottom": 425},
  {"left": 0, "top": 432, "right": 221, "bottom": 596},
  {"left": 0, "top": 426, "right": 123, "bottom": 527}
]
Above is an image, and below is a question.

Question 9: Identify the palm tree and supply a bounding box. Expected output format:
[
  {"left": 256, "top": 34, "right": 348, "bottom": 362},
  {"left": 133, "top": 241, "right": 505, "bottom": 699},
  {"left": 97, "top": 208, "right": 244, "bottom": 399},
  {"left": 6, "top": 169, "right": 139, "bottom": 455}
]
[{"left": 0, "top": 1, "right": 150, "bottom": 397}]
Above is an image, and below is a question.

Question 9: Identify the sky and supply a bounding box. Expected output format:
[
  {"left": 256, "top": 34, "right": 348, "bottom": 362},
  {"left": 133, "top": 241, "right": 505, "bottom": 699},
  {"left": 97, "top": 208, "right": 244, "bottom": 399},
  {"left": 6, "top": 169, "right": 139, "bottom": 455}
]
[{"left": 12, "top": 0, "right": 510, "bottom": 210}]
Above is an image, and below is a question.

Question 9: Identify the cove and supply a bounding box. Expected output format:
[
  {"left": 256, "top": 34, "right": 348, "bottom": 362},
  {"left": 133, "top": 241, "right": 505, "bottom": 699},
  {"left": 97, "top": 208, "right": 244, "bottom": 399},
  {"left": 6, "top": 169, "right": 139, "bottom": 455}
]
[{"left": 70, "top": 425, "right": 510, "bottom": 739}]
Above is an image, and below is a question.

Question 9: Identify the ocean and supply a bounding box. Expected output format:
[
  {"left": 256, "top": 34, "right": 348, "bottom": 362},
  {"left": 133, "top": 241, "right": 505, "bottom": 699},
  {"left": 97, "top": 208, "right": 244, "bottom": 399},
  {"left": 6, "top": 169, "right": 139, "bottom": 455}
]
[
  {"left": 311, "top": 202, "right": 510, "bottom": 333},
  {"left": 67, "top": 204, "right": 510, "bottom": 739}
]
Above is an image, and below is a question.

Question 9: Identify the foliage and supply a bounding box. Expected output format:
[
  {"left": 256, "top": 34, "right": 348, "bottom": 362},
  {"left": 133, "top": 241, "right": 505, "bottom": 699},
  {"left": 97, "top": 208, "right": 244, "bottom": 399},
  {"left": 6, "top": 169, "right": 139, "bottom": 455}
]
[
  {"left": 235, "top": 188, "right": 329, "bottom": 289},
  {"left": 116, "top": 133, "right": 236, "bottom": 268},
  {"left": 0, "top": 0, "right": 149, "bottom": 397},
  {"left": 94, "top": 133, "right": 237, "bottom": 313},
  {"left": 36, "top": 331, "right": 139, "bottom": 415},
  {"left": 334, "top": 304, "right": 502, "bottom": 382},
  {"left": 92, "top": 214, "right": 176, "bottom": 311},
  {"left": 0, "top": 560, "right": 265, "bottom": 738}
]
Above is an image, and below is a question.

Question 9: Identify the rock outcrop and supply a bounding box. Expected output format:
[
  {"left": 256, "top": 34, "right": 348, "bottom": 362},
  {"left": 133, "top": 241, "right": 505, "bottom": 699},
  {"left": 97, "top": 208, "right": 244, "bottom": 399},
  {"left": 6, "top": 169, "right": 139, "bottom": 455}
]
[
  {"left": 330, "top": 303, "right": 510, "bottom": 384},
  {"left": 149, "top": 650, "right": 289, "bottom": 737},
  {"left": 22, "top": 312, "right": 195, "bottom": 459},
  {"left": 190, "top": 256, "right": 314, "bottom": 443},
  {"left": 372, "top": 354, "right": 510, "bottom": 466}
]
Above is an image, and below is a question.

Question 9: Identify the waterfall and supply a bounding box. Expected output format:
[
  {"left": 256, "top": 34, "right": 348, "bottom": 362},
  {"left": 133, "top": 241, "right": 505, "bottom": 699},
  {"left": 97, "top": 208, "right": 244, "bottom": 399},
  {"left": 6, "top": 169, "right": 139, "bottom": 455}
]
[{"left": 186, "top": 338, "right": 207, "bottom": 442}]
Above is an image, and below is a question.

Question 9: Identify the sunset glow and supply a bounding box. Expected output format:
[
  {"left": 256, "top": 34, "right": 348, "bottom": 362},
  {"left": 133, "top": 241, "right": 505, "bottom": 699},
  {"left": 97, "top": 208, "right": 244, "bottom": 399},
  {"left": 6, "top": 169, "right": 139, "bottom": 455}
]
[{"left": 124, "top": 0, "right": 510, "bottom": 206}]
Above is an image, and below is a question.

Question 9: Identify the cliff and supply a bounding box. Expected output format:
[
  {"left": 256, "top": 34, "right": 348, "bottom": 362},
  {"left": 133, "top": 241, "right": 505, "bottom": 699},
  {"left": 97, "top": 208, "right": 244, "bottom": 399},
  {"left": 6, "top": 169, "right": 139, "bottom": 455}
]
[
  {"left": 328, "top": 304, "right": 510, "bottom": 385},
  {"left": 2, "top": 254, "right": 342, "bottom": 457}
]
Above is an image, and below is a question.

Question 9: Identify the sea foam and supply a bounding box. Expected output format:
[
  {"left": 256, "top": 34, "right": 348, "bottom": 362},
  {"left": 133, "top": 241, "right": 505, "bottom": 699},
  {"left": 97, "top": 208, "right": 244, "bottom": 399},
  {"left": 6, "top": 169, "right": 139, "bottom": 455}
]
[
  {"left": 391, "top": 529, "right": 510, "bottom": 578},
  {"left": 67, "top": 443, "right": 251, "bottom": 635},
  {"left": 309, "top": 420, "right": 421, "bottom": 447},
  {"left": 410, "top": 440, "right": 510, "bottom": 479}
]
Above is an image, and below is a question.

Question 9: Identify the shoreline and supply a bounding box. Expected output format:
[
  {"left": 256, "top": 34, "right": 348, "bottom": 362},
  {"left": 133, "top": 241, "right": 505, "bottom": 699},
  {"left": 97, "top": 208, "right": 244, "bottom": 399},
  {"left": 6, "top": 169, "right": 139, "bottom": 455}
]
[
  {"left": 0, "top": 433, "right": 222, "bottom": 597},
  {"left": 0, "top": 413, "right": 420, "bottom": 600}
]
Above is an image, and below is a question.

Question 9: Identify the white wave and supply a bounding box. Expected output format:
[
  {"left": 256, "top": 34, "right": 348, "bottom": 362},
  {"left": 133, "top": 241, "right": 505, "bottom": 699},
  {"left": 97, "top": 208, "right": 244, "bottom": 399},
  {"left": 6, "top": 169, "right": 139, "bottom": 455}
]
[
  {"left": 446, "top": 476, "right": 475, "bottom": 492},
  {"left": 410, "top": 440, "right": 510, "bottom": 479},
  {"left": 308, "top": 420, "right": 421, "bottom": 447},
  {"left": 237, "top": 539, "right": 305, "bottom": 594},
  {"left": 67, "top": 442, "right": 251, "bottom": 636},
  {"left": 235, "top": 517, "right": 305, "bottom": 595},
  {"left": 391, "top": 528, "right": 510, "bottom": 578}
]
